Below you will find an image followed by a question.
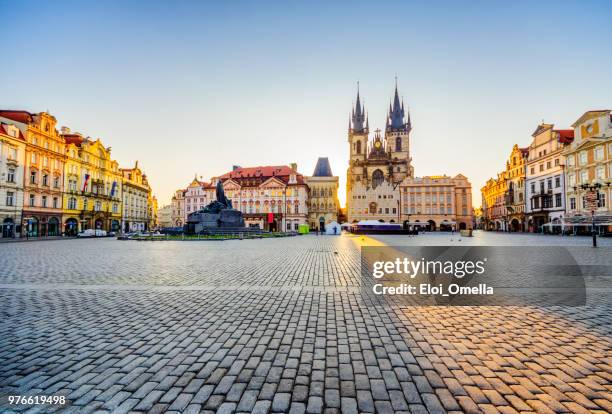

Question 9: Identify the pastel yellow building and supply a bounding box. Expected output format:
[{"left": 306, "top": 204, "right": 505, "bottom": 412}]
[
  {"left": 503, "top": 145, "right": 528, "bottom": 232},
  {"left": 121, "top": 161, "right": 152, "bottom": 232},
  {"left": 481, "top": 172, "right": 507, "bottom": 231},
  {"left": 563, "top": 110, "right": 612, "bottom": 234},
  {"left": 61, "top": 129, "right": 123, "bottom": 234}
]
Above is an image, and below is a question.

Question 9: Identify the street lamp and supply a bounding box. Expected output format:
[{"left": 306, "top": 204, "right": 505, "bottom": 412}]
[{"left": 575, "top": 183, "right": 602, "bottom": 247}]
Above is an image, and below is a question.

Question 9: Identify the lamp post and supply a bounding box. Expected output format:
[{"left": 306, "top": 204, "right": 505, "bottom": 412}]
[{"left": 576, "top": 183, "right": 602, "bottom": 247}]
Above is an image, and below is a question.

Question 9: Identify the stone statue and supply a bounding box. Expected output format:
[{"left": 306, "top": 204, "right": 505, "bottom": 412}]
[{"left": 186, "top": 179, "right": 245, "bottom": 232}]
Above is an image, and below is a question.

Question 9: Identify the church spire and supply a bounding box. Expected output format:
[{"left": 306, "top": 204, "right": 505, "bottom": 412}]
[
  {"left": 387, "top": 77, "right": 408, "bottom": 131},
  {"left": 351, "top": 81, "right": 366, "bottom": 132}
]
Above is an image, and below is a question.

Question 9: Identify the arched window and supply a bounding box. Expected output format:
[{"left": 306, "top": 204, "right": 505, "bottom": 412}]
[
  {"left": 395, "top": 137, "right": 401, "bottom": 151},
  {"left": 356, "top": 140, "right": 361, "bottom": 154},
  {"left": 371, "top": 169, "right": 384, "bottom": 189}
]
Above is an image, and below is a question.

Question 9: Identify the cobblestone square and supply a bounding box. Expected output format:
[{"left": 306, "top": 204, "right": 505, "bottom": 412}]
[{"left": 0, "top": 232, "right": 611, "bottom": 413}]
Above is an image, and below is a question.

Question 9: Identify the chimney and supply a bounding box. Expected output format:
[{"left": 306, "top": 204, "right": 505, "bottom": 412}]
[{"left": 290, "top": 163, "right": 297, "bottom": 171}]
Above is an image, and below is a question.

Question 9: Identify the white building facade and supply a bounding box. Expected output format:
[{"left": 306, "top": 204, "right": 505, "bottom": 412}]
[
  {"left": 0, "top": 122, "right": 26, "bottom": 238},
  {"left": 524, "top": 123, "right": 573, "bottom": 232}
]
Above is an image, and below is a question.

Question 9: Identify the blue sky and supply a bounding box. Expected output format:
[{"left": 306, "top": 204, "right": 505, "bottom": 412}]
[{"left": 1, "top": 0, "right": 610, "bottom": 206}]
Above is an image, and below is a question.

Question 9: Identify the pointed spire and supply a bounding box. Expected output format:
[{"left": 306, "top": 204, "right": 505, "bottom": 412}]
[
  {"left": 351, "top": 81, "right": 365, "bottom": 132},
  {"left": 388, "top": 77, "right": 407, "bottom": 131},
  {"left": 366, "top": 112, "right": 369, "bottom": 131}
]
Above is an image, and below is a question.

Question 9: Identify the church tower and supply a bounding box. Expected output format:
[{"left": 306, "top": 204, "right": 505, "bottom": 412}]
[
  {"left": 385, "top": 79, "right": 413, "bottom": 180},
  {"left": 347, "top": 84, "right": 368, "bottom": 191}
]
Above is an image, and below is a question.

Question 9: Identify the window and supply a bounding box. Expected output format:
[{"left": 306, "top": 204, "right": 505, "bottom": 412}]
[
  {"left": 570, "top": 197, "right": 576, "bottom": 210},
  {"left": 42, "top": 174, "right": 48, "bottom": 186},
  {"left": 554, "top": 158, "right": 560, "bottom": 166},
  {"left": 52, "top": 197, "right": 58, "bottom": 209},
  {"left": 539, "top": 164, "right": 544, "bottom": 172},
  {"left": 7, "top": 168, "right": 15, "bottom": 183},
  {"left": 30, "top": 171, "right": 37, "bottom": 184},
  {"left": 530, "top": 183, "right": 535, "bottom": 194},
  {"left": 29, "top": 194, "right": 35, "bottom": 206},
  {"left": 534, "top": 198, "right": 540, "bottom": 209},
  {"left": 68, "top": 197, "right": 77, "bottom": 209},
  {"left": 113, "top": 203, "right": 118, "bottom": 214},
  {"left": 555, "top": 193, "right": 562, "bottom": 207},
  {"left": 42, "top": 196, "right": 47, "bottom": 208},
  {"left": 395, "top": 137, "right": 401, "bottom": 151},
  {"left": 53, "top": 176, "right": 59, "bottom": 188},
  {"left": 547, "top": 179, "right": 552, "bottom": 190},
  {"left": 595, "top": 146, "right": 604, "bottom": 161},
  {"left": 9, "top": 147, "right": 17, "bottom": 160},
  {"left": 555, "top": 176, "right": 561, "bottom": 188},
  {"left": 31, "top": 153, "right": 37, "bottom": 163},
  {"left": 546, "top": 161, "right": 551, "bottom": 169},
  {"left": 568, "top": 174, "right": 575, "bottom": 187},
  {"left": 356, "top": 140, "right": 361, "bottom": 154},
  {"left": 599, "top": 193, "right": 606, "bottom": 208},
  {"left": 596, "top": 166, "right": 604, "bottom": 180},
  {"left": 530, "top": 167, "right": 535, "bottom": 175},
  {"left": 580, "top": 171, "right": 588, "bottom": 183},
  {"left": 6, "top": 191, "right": 14, "bottom": 206},
  {"left": 83, "top": 199, "right": 88, "bottom": 210},
  {"left": 371, "top": 169, "right": 384, "bottom": 189},
  {"left": 567, "top": 156, "right": 574, "bottom": 166},
  {"left": 579, "top": 151, "right": 587, "bottom": 165}
]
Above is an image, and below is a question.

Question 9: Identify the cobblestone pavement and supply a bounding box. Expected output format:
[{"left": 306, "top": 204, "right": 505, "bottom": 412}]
[{"left": 0, "top": 233, "right": 610, "bottom": 413}]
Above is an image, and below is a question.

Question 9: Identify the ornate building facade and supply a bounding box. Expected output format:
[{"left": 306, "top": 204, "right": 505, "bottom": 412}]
[
  {"left": 563, "top": 110, "right": 612, "bottom": 233},
  {"left": 0, "top": 121, "right": 26, "bottom": 238},
  {"left": 121, "top": 161, "right": 152, "bottom": 232},
  {"left": 346, "top": 84, "right": 413, "bottom": 223},
  {"left": 525, "top": 123, "right": 573, "bottom": 232},
  {"left": 171, "top": 188, "right": 185, "bottom": 227},
  {"left": 217, "top": 164, "right": 309, "bottom": 231},
  {"left": 400, "top": 175, "right": 473, "bottom": 230},
  {"left": 305, "top": 157, "right": 339, "bottom": 230},
  {"left": 61, "top": 129, "right": 123, "bottom": 234},
  {"left": 0, "top": 111, "right": 65, "bottom": 237},
  {"left": 503, "top": 145, "right": 528, "bottom": 231},
  {"left": 481, "top": 174, "right": 507, "bottom": 231}
]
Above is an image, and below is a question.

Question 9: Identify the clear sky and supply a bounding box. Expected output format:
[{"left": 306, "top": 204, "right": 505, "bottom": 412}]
[{"left": 1, "top": 0, "right": 610, "bottom": 207}]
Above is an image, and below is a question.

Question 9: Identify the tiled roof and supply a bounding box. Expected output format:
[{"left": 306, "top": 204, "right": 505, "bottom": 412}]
[
  {"left": 0, "top": 110, "right": 34, "bottom": 124},
  {"left": 554, "top": 129, "right": 574, "bottom": 144},
  {"left": 0, "top": 123, "right": 26, "bottom": 141},
  {"left": 63, "top": 134, "right": 84, "bottom": 146},
  {"left": 219, "top": 165, "right": 304, "bottom": 185}
]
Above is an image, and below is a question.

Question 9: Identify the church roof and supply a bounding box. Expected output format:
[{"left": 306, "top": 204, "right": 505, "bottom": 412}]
[{"left": 312, "top": 157, "right": 333, "bottom": 177}]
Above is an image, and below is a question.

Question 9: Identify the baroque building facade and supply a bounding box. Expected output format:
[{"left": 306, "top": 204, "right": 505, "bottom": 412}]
[
  {"left": 0, "top": 121, "right": 26, "bottom": 238},
  {"left": 524, "top": 123, "right": 573, "bottom": 232},
  {"left": 346, "top": 84, "right": 413, "bottom": 223},
  {"left": 563, "top": 110, "right": 612, "bottom": 234},
  {"left": 0, "top": 111, "right": 65, "bottom": 237},
  {"left": 503, "top": 145, "right": 528, "bottom": 232},
  {"left": 217, "top": 164, "right": 308, "bottom": 232},
  {"left": 305, "top": 157, "right": 339, "bottom": 230},
  {"left": 121, "top": 161, "right": 152, "bottom": 232},
  {"left": 481, "top": 173, "right": 507, "bottom": 231},
  {"left": 61, "top": 129, "right": 123, "bottom": 234}
]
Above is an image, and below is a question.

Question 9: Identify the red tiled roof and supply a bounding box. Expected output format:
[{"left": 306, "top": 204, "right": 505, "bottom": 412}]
[
  {"left": 0, "top": 110, "right": 34, "bottom": 124},
  {"left": 63, "top": 134, "right": 84, "bottom": 146},
  {"left": 219, "top": 165, "right": 304, "bottom": 185},
  {"left": 554, "top": 129, "right": 574, "bottom": 144},
  {"left": 0, "top": 123, "right": 26, "bottom": 141}
]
